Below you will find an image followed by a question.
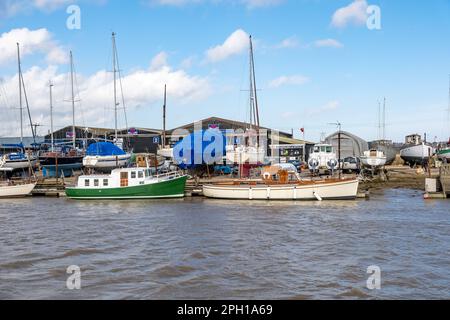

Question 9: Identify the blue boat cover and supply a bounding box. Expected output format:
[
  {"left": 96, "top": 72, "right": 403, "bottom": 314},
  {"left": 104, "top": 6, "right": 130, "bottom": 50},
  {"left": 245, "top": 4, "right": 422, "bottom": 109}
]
[
  {"left": 173, "top": 130, "right": 226, "bottom": 169},
  {"left": 86, "top": 142, "right": 126, "bottom": 156}
]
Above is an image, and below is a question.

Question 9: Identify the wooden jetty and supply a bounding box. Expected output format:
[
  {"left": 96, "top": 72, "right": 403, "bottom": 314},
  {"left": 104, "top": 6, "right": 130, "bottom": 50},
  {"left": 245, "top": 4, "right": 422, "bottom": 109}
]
[{"left": 440, "top": 164, "right": 450, "bottom": 196}]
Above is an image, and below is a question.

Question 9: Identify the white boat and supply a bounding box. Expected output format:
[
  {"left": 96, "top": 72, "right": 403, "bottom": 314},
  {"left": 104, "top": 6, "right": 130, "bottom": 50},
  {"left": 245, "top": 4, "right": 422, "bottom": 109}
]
[
  {"left": 203, "top": 179, "right": 358, "bottom": 201},
  {"left": 0, "top": 153, "right": 37, "bottom": 170},
  {"left": 226, "top": 145, "right": 265, "bottom": 165},
  {"left": 83, "top": 153, "right": 131, "bottom": 171},
  {"left": 360, "top": 149, "right": 387, "bottom": 168},
  {"left": 400, "top": 143, "right": 434, "bottom": 166},
  {"left": 203, "top": 165, "right": 359, "bottom": 201},
  {"left": 0, "top": 182, "right": 36, "bottom": 198},
  {"left": 158, "top": 147, "right": 174, "bottom": 159},
  {"left": 308, "top": 144, "right": 338, "bottom": 172}
]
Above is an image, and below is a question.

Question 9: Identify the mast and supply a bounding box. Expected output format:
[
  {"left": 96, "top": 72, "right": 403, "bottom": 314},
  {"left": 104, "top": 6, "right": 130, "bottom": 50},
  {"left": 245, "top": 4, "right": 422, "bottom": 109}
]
[
  {"left": 112, "top": 32, "right": 118, "bottom": 142},
  {"left": 249, "top": 36, "right": 260, "bottom": 129},
  {"left": 163, "top": 84, "right": 167, "bottom": 148},
  {"left": 448, "top": 75, "right": 450, "bottom": 142},
  {"left": 49, "top": 81, "right": 54, "bottom": 152},
  {"left": 70, "top": 51, "right": 76, "bottom": 148},
  {"left": 382, "top": 97, "right": 386, "bottom": 141},
  {"left": 17, "top": 43, "right": 23, "bottom": 143}
]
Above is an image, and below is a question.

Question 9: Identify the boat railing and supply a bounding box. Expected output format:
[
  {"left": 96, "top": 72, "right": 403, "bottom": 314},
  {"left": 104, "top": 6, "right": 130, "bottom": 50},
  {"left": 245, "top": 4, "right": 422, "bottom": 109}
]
[{"left": 153, "top": 170, "right": 186, "bottom": 180}]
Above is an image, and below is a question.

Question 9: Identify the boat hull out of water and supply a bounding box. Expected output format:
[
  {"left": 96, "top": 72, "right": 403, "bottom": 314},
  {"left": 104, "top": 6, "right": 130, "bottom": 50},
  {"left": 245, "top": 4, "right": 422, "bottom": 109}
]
[
  {"left": 400, "top": 144, "right": 434, "bottom": 166},
  {"left": 0, "top": 154, "right": 37, "bottom": 171},
  {"left": 83, "top": 154, "right": 131, "bottom": 171},
  {"left": 360, "top": 150, "right": 387, "bottom": 168},
  {"left": 0, "top": 183, "right": 36, "bottom": 198},
  {"left": 203, "top": 178, "right": 359, "bottom": 201},
  {"left": 39, "top": 155, "right": 83, "bottom": 177},
  {"left": 437, "top": 148, "right": 450, "bottom": 161}
]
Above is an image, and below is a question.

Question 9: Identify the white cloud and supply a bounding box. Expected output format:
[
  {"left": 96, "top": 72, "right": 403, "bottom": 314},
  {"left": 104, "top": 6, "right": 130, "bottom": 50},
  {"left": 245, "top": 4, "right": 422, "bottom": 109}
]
[
  {"left": 205, "top": 29, "right": 249, "bottom": 63},
  {"left": 331, "top": 0, "right": 368, "bottom": 28},
  {"left": 242, "top": 0, "right": 284, "bottom": 9},
  {"left": 150, "top": 51, "right": 169, "bottom": 70},
  {"left": 0, "top": 0, "right": 76, "bottom": 17},
  {"left": 314, "top": 38, "right": 344, "bottom": 48},
  {"left": 147, "top": 0, "right": 283, "bottom": 9},
  {"left": 0, "top": 28, "right": 68, "bottom": 65},
  {"left": 308, "top": 100, "right": 340, "bottom": 116},
  {"left": 0, "top": 54, "right": 211, "bottom": 137},
  {"left": 269, "top": 75, "right": 310, "bottom": 88},
  {"left": 275, "top": 36, "right": 299, "bottom": 49}
]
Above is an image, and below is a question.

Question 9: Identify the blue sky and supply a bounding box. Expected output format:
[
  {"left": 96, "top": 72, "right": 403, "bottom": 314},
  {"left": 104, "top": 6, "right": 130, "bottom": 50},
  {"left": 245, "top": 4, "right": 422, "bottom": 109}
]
[{"left": 0, "top": 0, "right": 449, "bottom": 143}]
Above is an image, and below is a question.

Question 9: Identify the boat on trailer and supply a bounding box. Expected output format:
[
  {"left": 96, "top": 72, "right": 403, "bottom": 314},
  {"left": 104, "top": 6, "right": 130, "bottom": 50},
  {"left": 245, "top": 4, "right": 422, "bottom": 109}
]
[
  {"left": 65, "top": 168, "right": 188, "bottom": 200},
  {"left": 203, "top": 165, "right": 359, "bottom": 201}
]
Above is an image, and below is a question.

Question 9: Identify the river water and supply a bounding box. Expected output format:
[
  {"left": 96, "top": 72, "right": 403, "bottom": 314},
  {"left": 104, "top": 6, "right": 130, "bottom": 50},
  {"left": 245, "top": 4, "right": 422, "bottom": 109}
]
[{"left": 0, "top": 189, "right": 449, "bottom": 300}]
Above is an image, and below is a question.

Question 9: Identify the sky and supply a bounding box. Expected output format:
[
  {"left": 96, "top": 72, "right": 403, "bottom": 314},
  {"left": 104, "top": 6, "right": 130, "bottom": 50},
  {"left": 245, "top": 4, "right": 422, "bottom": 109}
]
[{"left": 0, "top": 0, "right": 449, "bottom": 143}]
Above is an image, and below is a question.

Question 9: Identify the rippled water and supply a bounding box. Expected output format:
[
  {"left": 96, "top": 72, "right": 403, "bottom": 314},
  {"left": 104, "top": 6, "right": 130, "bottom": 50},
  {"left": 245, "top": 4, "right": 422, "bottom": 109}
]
[{"left": 0, "top": 189, "right": 449, "bottom": 300}]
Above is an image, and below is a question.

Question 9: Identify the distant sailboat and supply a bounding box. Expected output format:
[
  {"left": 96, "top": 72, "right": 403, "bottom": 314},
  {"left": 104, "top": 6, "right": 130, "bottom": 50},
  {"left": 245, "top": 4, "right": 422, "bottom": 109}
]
[
  {"left": 226, "top": 35, "right": 265, "bottom": 167},
  {"left": 360, "top": 99, "right": 387, "bottom": 169},
  {"left": 437, "top": 76, "right": 450, "bottom": 161},
  {"left": 0, "top": 43, "right": 37, "bottom": 172},
  {"left": 82, "top": 32, "right": 131, "bottom": 171},
  {"left": 39, "top": 52, "right": 84, "bottom": 178}
]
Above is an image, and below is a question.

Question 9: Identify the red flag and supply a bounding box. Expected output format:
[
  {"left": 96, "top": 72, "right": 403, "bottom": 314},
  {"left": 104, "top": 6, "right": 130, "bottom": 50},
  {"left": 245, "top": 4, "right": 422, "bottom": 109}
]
[{"left": 300, "top": 128, "right": 305, "bottom": 134}]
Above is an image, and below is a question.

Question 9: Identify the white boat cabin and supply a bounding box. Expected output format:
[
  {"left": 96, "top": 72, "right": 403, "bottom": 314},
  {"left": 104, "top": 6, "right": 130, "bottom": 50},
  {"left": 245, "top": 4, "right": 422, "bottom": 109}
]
[{"left": 77, "top": 168, "right": 154, "bottom": 189}]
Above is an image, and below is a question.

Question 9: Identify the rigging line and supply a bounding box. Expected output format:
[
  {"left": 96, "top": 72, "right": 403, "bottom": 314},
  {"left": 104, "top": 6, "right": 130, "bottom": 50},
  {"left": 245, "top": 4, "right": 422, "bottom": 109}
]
[
  {"left": 114, "top": 42, "right": 129, "bottom": 131},
  {"left": 71, "top": 57, "right": 86, "bottom": 130},
  {"left": 19, "top": 71, "right": 36, "bottom": 143}
]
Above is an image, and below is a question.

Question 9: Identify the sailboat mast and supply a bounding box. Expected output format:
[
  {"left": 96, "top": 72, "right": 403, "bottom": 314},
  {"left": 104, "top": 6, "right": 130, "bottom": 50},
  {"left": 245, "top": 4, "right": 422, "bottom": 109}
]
[
  {"left": 49, "top": 81, "right": 54, "bottom": 152},
  {"left": 163, "top": 84, "right": 167, "bottom": 148},
  {"left": 382, "top": 97, "right": 386, "bottom": 141},
  {"left": 448, "top": 74, "right": 450, "bottom": 140},
  {"left": 249, "top": 36, "right": 260, "bottom": 129},
  {"left": 112, "top": 32, "right": 118, "bottom": 142},
  {"left": 70, "top": 51, "right": 76, "bottom": 148},
  {"left": 17, "top": 43, "right": 23, "bottom": 143}
]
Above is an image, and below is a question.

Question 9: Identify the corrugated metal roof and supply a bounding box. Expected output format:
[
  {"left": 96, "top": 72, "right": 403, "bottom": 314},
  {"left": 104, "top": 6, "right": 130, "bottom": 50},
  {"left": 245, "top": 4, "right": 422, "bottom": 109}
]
[{"left": 0, "top": 137, "right": 45, "bottom": 148}]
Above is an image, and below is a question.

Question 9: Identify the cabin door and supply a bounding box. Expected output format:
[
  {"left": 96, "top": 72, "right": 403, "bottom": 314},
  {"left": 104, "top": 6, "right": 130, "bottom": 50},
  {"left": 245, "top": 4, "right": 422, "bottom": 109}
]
[{"left": 120, "top": 172, "right": 129, "bottom": 187}]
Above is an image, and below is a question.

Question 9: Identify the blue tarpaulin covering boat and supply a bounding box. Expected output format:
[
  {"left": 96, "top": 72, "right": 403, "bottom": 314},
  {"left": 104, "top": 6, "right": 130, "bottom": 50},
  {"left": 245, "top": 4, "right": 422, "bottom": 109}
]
[
  {"left": 173, "top": 130, "right": 227, "bottom": 169},
  {"left": 86, "top": 142, "right": 126, "bottom": 156}
]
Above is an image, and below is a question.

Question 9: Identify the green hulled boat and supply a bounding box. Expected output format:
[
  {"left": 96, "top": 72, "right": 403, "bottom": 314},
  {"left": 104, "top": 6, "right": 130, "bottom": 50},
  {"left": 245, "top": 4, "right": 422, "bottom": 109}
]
[
  {"left": 437, "top": 147, "right": 450, "bottom": 161},
  {"left": 65, "top": 168, "right": 188, "bottom": 200}
]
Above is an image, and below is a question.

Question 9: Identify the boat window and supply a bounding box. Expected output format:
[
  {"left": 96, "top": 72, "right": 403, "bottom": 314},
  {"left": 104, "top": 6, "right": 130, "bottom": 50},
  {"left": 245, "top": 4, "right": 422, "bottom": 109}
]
[
  {"left": 321, "top": 146, "right": 326, "bottom": 152},
  {"left": 313, "top": 146, "right": 320, "bottom": 153},
  {"left": 131, "top": 171, "right": 136, "bottom": 179},
  {"left": 138, "top": 171, "right": 144, "bottom": 179},
  {"left": 326, "top": 146, "right": 333, "bottom": 153},
  {"left": 94, "top": 179, "right": 99, "bottom": 187},
  {"left": 145, "top": 170, "right": 150, "bottom": 177},
  {"left": 84, "top": 179, "right": 90, "bottom": 187},
  {"left": 103, "top": 179, "right": 108, "bottom": 186}
]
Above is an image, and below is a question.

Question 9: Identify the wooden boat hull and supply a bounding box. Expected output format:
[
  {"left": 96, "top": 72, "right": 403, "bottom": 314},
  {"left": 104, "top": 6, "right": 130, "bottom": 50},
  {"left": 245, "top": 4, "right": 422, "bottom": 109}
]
[
  {"left": 0, "top": 183, "right": 36, "bottom": 198},
  {"left": 65, "top": 175, "right": 188, "bottom": 200},
  {"left": 203, "top": 179, "right": 359, "bottom": 201}
]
